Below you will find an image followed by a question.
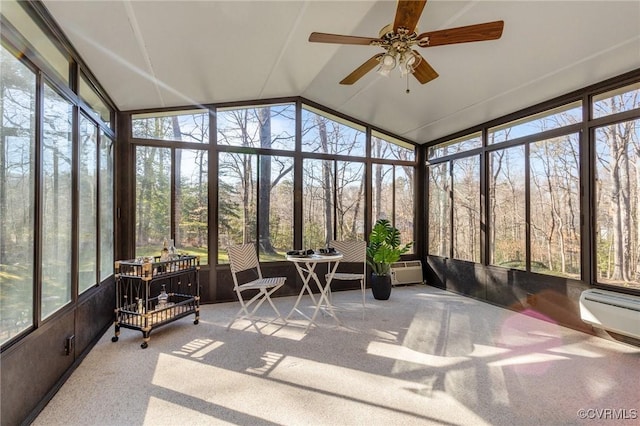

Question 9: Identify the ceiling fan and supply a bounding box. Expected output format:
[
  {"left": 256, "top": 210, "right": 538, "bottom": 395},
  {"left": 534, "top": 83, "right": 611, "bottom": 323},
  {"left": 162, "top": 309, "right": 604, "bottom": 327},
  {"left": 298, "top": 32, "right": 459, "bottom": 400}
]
[{"left": 309, "top": 0, "right": 504, "bottom": 87}]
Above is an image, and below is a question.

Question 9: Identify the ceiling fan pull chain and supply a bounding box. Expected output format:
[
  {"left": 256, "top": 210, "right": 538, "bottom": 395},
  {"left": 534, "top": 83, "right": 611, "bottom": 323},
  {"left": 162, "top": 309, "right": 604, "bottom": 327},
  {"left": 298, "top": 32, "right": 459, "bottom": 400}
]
[{"left": 406, "top": 74, "right": 410, "bottom": 94}]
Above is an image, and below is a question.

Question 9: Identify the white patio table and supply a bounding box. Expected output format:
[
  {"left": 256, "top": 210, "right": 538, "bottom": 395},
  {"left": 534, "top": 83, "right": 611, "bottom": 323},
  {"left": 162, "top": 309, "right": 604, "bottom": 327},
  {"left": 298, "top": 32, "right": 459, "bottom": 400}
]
[{"left": 286, "top": 253, "right": 343, "bottom": 333}]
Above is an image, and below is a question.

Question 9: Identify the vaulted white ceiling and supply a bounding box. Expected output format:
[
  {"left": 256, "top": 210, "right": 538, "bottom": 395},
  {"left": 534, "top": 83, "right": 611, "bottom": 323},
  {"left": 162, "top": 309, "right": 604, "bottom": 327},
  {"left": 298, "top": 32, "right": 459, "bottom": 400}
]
[{"left": 42, "top": 0, "right": 640, "bottom": 144}]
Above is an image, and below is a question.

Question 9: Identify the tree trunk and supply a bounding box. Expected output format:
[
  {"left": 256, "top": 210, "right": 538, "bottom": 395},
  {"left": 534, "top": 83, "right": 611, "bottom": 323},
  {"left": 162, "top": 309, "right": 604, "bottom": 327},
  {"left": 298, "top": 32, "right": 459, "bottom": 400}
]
[
  {"left": 373, "top": 140, "right": 383, "bottom": 220},
  {"left": 608, "top": 123, "right": 630, "bottom": 281},
  {"left": 317, "top": 116, "right": 332, "bottom": 245},
  {"left": 0, "top": 131, "right": 6, "bottom": 265},
  {"left": 258, "top": 107, "right": 276, "bottom": 254},
  {"left": 171, "top": 117, "right": 182, "bottom": 247}
]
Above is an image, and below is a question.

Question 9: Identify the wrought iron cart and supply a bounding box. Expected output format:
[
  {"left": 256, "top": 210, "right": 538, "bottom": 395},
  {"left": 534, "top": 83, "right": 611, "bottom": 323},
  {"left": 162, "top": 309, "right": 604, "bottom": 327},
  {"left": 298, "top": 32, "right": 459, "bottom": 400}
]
[{"left": 112, "top": 255, "right": 200, "bottom": 348}]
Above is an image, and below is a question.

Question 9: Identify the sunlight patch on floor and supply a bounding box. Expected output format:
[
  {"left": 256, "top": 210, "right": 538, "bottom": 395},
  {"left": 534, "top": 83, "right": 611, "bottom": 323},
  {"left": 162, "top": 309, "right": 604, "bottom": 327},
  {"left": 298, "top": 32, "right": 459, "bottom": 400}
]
[
  {"left": 172, "top": 338, "right": 217, "bottom": 356},
  {"left": 367, "top": 341, "right": 468, "bottom": 367},
  {"left": 150, "top": 351, "right": 490, "bottom": 425},
  {"left": 144, "top": 396, "right": 231, "bottom": 425}
]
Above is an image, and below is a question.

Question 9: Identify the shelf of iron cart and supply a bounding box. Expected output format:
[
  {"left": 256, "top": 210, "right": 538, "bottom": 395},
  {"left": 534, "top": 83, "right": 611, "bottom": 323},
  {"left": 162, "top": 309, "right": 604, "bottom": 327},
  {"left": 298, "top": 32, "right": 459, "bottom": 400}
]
[
  {"left": 115, "top": 255, "right": 200, "bottom": 279},
  {"left": 118, "top": 296, "right": 198, "bottom": 328}
]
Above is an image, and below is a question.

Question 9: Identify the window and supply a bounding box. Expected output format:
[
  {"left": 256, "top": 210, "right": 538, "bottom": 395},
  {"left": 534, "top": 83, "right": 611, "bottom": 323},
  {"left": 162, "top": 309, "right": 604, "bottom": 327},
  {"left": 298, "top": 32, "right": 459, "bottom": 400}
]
[
  {"left": 372, "top": 163, "right": 414, "bottom": 250},
  {"left": 1, "top": 7, "right": 115, "bottom": 347},
  {"left": 372, "top": 164, "right": 393, "bottom": 223},
  {"left": 428, "top": 163, "right": 450, "bottom": 257},
  {"left": 79, "top": 72, "right": 112, "bottom": 127},
  {"left": 176, "top": 149, "right": 209, "bottom": 264},
  {"left": 0, "top": 45, "right": 36, "bottom": 344},
  {"left": 135, "top": 146, "right": 171, "bottom": 257},
  {"left": 132, "top": 110, "right": 209, "bottom": 143},
  {"left": 99, "top": 133, "right": 114, "bottom": 282},
  {"left": 2, "top": 0, "right": 70, "bottom": 85},
  {"left": 593, "top": 82, "right": 640, "bottom": 119},
  {"left": 429, "top": 132, "right": 482, "bottom": 160},
  {"left": 217, "top": 152, "right": 258, "bottom": 263},
  {"left": 394, "top": 166, "right": 414, "bottom": 250},
  {"left": 41, "top": 82, "right": 73, "bottom": 318},
  {"left": 489, "top": 102, "right": 582, "bottom": 144},
  {"left": 371, "top": 131, "right": 415, "bottom": 161},
  {"left": 452, "top": 156, "right": 480, "bottom": 262},
  {"left": 217, "top": 104, "right": 295, "bottom": 150},
  {"left": 217, "top": 152, "right": 293, "bottom": 262},
  {"left": 428, "top": 157, "right": 479, "bottom": 261},
  {"left": 489, "top": 145, "right": 526, "bottom": 269},
  {"left": 302, "top": 158, "right": 366, "bottom": 249},
  {"left": 258, "top": 155, "right": 293, "bottom": 261},
  {"left": 336, "top": 161, "right": 365, "bottom": 241},
  {"left": 302, "top": 158, "right": 333, "bottom": 249},
  {"left": 78, "top": 115, "right": 98, "bottom": 293},
  {"left": 595, "top": 119, "right": 640, "bottom": 290},
  {"left": 529, "top": 135, "right": 580, "bottom": 278},
  {"left": 301, "top": 106, "right": 365, "bottom": 157}
]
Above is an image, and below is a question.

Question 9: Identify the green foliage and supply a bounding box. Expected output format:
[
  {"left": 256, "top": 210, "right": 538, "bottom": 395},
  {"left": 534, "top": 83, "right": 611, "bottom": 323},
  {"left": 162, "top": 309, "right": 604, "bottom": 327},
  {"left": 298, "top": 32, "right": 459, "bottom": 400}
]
[{"left": 366, "top": 219, "right": 412, "bottom": 276}]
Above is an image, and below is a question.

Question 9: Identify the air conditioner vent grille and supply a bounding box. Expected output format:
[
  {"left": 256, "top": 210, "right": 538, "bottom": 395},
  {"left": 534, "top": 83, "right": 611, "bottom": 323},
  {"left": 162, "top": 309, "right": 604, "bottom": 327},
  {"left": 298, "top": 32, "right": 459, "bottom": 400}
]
[{"left": 390, "top": 261, "right": 423, "bottom": 286}]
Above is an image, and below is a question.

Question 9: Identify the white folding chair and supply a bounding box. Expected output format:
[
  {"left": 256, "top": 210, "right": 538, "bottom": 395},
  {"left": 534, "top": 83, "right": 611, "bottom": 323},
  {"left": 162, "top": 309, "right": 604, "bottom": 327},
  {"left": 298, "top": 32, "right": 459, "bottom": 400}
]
[
  {"left": 326, "top": 240, "right": 367, "bottom": 319},
  {"left": 227, "top": 243, "right": 286, "bottom": 334}
]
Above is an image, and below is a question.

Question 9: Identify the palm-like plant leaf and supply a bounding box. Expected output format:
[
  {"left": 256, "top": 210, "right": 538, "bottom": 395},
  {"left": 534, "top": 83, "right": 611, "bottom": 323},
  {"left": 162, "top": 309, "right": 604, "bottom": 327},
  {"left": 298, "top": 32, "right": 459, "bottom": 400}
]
[{"left": 366, "top": 219, "right": 413, "bottom": 276}]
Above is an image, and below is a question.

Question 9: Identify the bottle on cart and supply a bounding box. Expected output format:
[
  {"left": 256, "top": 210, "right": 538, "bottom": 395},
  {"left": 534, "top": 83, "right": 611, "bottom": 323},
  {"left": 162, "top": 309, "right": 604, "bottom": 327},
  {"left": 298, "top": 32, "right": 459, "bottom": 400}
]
[
  {"left": 158, "top": 284, "right": 169, "bottom": 309},
  {"left": 137, "top": 297, "right": 145, "bottom": 314},
  {"left": 168, "top": 239, "right": 177, "bottom": 260},
  {"left": 160, "top": 239, "right": 170, "bottom": 262}
]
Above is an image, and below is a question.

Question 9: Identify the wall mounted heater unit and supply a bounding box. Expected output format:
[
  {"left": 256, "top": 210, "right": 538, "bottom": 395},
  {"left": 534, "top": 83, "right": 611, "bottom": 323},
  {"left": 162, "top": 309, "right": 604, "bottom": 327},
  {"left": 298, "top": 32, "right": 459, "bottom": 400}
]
[
  {"left": 390, "top": 261, "right": 423, "bottom": 286},
  {"left": 579, "top": 289, "right": 640, "bottom": 340}
]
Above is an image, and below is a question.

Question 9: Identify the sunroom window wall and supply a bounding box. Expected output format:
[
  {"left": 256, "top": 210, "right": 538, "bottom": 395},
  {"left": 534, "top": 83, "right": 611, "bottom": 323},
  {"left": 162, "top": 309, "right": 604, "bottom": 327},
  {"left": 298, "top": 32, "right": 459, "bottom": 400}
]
[{"left": 427, "top": 79, "right": 640, "bottom": 291}]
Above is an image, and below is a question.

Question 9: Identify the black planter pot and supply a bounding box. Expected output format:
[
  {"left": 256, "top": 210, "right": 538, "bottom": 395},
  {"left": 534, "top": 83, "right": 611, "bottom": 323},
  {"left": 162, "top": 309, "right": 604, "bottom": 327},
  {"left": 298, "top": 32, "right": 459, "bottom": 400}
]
[{"left": 370, "top": 274, "right": 392, "bottom": 300}]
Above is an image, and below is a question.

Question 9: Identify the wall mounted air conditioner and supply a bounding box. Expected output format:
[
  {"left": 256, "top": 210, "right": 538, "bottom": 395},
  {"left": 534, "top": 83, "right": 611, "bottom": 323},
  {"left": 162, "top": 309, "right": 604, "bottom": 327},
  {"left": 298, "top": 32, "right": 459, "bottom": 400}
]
[
  {"left": 579, "top": 289, "right": 640, "bottom": 339},
  {"left": 390, "top": 261, "right": 423, "bottom": 286}
]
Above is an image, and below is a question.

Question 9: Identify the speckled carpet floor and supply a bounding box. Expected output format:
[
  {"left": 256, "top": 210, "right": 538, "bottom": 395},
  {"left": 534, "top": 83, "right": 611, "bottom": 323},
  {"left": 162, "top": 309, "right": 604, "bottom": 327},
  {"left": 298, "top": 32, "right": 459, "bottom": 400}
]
[{"left": 33, "top": 285, "right": 640, "bottom": 426}]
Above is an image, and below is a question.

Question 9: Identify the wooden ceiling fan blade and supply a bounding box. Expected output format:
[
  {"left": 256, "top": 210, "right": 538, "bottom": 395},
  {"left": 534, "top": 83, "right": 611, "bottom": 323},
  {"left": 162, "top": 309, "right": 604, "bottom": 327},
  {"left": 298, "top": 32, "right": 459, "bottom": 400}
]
[
  {"left": 340, "top": 54, "right": 384, "bottom": 85},
  {"left": 309, "top": 32, "right": 380, "bottom": 45},
  {"left": 410, "top": 51, "right": 438, "bottom": 84},
  {"left": 417, "top": 20, "right": 504, "bottom": 47},
  {"left": 393, "top": 0, "right": 427, "bottom": 34}
]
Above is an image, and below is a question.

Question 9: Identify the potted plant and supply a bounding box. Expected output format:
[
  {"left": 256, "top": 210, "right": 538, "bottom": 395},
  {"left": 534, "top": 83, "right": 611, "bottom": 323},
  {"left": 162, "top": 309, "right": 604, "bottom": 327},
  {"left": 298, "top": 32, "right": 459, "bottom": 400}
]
[{"left": 366, "top": 219, "right": 413, "bottom": 300}]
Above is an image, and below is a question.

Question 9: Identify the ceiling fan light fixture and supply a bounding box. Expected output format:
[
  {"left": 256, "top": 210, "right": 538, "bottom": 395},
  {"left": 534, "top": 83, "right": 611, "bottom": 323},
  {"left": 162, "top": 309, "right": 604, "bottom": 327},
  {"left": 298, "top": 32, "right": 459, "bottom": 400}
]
[
  {"left": 405, "top": 52, "right": 417, "bottom": 68},
  {"left": 377, "top": 52, "right": 397, "bottom": 76}
]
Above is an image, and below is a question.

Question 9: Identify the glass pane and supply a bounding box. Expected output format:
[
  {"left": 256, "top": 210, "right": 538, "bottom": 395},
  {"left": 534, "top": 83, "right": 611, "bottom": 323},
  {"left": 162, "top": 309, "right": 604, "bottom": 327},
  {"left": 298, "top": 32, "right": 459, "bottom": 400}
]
[
  {"left": 1, "top": 0, "right": 70, "bottom": 85},
  {"left": 78, "top": 116, "right": 97, "bottom": 293},
  {"left": 303, "top": 158, "right": 334, "bottom": 250},
  {"left": 429, "top": 133, "right": 482, "bottom": 159},
  {"left": 372, "top": 163, "right": 393, "bottom": 223},
  {"left": 452, "top": 156, "right": 480, "bottom": 262},
  {"left": 132, "top": 110, "right": 209, "bottom": 143},
  {"left": 135, "top": 146, "right": 171, "bottom": 257},
  {"left": 489, "top": 101, "right": 582, "bottom": 144},
  {"left": 0, "top": 46, "right": 36, "bottom": 343},
  {"left": 217, "top": 104, "right": 295, "bottom": 150},
  {"left": 593, "top": 82, "right": 640, "bottom": 119},
  {"left": 41, "top": 83, "right": 73, "bottom": 318},
  {"left": 99, "top": 133, "right": 114, "bottom": 282},
  {"left": 336, "top": 161, "right": 365, "bottom": 241},
  {"left": 79, "top": 73, "right": 112, "bottom": 127},
  {"left": 176, "top": 149, "right": 208, "bottom": 264},
  {"left": 530, "top": 135, "right": 581, "bottom": 278},
  {"left": 301, "top": 106, "right": 365, "bottom": 157},
  {"left": 371, "top": 132, "right": 415, "bottom": 161},
  {"left": 428, "top": 162, "right": 450, "bottom": 257},
  {"left": 489, "top": 146, "right": 526, "bottom": 269},
  {"left": 217, "top": 152, "right": 257, "bottom": 263},
  {"left": 259, "top": 156, "right": 294, "bottom": 261},
  {"left": 395, "top": 165, "right": 414, "bottom": 252},
  {"left": 595, "top": 120, "right": 640, "bottom": 290}
]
